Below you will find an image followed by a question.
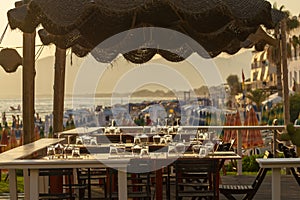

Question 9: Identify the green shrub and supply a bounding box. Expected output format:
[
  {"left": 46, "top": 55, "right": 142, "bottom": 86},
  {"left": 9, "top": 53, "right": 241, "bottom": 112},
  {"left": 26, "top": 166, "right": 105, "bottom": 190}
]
[
  {"left": 242, "top": 155, "right": 260, "bottom": 172},
  {"left": 225, "top": 153, "right": 268, "bottom": 172}
]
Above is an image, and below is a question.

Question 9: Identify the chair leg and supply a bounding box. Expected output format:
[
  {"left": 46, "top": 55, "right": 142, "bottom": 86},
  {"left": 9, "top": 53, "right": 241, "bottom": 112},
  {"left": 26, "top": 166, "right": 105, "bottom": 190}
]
[{"left": 222, "top": 193, "right": 237, "bottom": 200}]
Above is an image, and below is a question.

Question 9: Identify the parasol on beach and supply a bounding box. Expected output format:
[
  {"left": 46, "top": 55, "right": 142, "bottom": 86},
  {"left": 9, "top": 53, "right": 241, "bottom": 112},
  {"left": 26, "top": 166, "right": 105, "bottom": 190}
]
[
  {"left": 1, "top": 128, "right": 9, "bottom": 151},
  {"left": 243, "top": 107, "right": 264, "bottom": 149},
  {"left": 34, "top": 126, "right": 40, "bottom": 141},
  {"left": 276, "top": 104, "right": 284, "bottom": 125},
  {"left": 222, "top": 114, "right": 232, "bottom": 142},
  {"left": 233, "top": 111, "right": 242, "bottom": 145},
  {"left": 10, "top": 129, "right": 18, "bottom": 149},
  {"left": 260, "top": 105, "right": 269, "bottom": 125},
  {"left": 19, "top": 129, "right": 23, "bottom": 146},
  {"left": 267, "top": 104, "right": 284, "bottom": 125}
]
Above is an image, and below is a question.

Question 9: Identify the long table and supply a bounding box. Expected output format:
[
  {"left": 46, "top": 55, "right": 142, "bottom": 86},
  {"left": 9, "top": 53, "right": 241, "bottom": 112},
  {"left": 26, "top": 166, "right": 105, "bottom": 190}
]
[
  {"left": 0, "top": 137, "right": 240, "bottom": 200},
  {"left": 152, "top": 151, "right": 241, "bottom": 200},
  {"left": 256, "top": 158, "right": 300, "bottom": 200},
  {"left": 0, "top": 158, "right": 130, "bottom": 200},
  {"left": 0, "top": 138, "right": 65, "bottom": 200}
]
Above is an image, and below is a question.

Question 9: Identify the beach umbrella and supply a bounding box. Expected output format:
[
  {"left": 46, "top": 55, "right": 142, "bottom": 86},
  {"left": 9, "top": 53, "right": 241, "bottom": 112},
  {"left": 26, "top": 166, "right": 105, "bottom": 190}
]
[
  {"left": 210, "top": 111, "right": 218, "bottom": 126},
  {"left": 34, "top": 126, "right": 40, "bottom": 141},
  {"left": 243, "top": 107, "right": 264, "bottom": 149},
  {"left": 232, "top": 111, "right": 242, "bottom": 147},
  {"left": 267, "top": 107, "right": 276, "bottom": 125},
  {"left": 260, "top": 105, "right": 269, "bottom": 125},
  {"left": 276, "top": 104, "right": 284, "bottom": 125},
  {"left": 10, "top": 129, "right": 18, "bottom": 149},
  {"left": 223, "top": 114, "right": 232, "bottom": 143},
  {"left": 267, "top": 104, "right": 284, "bottom": 125},
  {"left": 19, "top": 129, "right": 23, "bottom": 146},
  {"left": 295, "top": 113, "right": 300, "bottom": 125},
  {"left": 1, "top": 128, "right": 9, "bottom": 151}
]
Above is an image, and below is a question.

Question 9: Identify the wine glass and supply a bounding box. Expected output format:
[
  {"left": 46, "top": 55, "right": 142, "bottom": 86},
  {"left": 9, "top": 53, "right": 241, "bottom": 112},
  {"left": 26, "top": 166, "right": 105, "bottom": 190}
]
[
  {"left": 54, "top": 143, "right": 64, "bottom": 158},
  {"left": 199, "top": 146, "right": 208, "bottom": 158},
  {"left": 72, "top": 147, "right": 81, "bottom": 158},
  {"left": 47, "top": 145, "right": 55, "bottom": 159},
  {"left": 175, "top": 142, "right": 185, "bottom": 157}
]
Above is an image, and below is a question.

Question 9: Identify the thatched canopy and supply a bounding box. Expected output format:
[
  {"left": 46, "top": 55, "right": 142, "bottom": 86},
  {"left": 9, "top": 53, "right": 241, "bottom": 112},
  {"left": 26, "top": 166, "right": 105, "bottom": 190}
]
[
  {"left": 7, "top": 0, "right": 284, "bottom": 63},
  {"left": 0, "top": 48, "right": 22, "bottom": 73}
]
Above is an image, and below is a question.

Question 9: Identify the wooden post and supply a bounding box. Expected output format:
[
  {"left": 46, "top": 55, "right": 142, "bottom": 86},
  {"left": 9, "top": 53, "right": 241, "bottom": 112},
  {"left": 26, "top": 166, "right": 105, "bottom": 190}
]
[
  {"left": 22, "top": 31, "right": 36, "bottom": 144},
  {"left": 275, "top": 24, "right": 282, "bottom": 97},
  {"left": 237, "top": 130, "right": 242, "bottom": 175},
  {"left": 52, "top": 47, "right": 66, "bottom": 137},
  {"left": 280, "top": 18, "right": 290, "bottom": 125},
  {"left": 50, "top": 47, "right": 66, "bottom": 194}
]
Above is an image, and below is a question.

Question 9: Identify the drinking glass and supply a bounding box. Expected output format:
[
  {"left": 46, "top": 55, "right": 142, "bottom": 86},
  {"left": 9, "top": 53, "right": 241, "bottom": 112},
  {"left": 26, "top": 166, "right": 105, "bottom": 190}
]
[
  {"left": 175, "top": 142, "right": 185, "bottom": 157},
  {"left": 199, "top": 146, "right": 208, "bottom": 158},
  {"left": 72, "top": 147, "right": 81, "bottom": 158},
  {"left": 47, "top": 145, "right": 55, "bottom": 159}
]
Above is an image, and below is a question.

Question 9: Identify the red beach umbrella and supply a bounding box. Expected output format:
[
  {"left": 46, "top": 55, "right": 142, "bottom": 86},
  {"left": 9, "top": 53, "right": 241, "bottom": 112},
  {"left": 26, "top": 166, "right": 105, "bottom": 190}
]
[
  {"left": 10, "top": 129, "right": 18, "bottom": 149},
  {"left": 243, "top": 108, "right": 263, "bottom": 149},
  {"left": 34, "top": 126, "right": 40, "bottom": 140},
  {"left": 1, "top": 128, "right": 9, "bottom": 151},
  {"left": 223, "top": 114, "right": 232, "bottom": 143},
  {"left": 19, "top": 129, "right": 23, "bottom": 146},
  {"left": 231, "top": 111, "right": 242, "bottom": 147}
]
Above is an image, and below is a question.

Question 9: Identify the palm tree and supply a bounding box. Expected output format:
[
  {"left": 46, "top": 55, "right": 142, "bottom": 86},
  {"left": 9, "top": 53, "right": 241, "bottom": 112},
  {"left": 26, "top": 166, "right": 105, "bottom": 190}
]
[
  {"left": 291, "top": 35, "right": 299, "bottom": 59},
  {"left": 246, "top": 89, "right": 267, "bottom": 111},
  {"left": 268, "top": 4, "right": 299, "bottom": 96},
  {"left": 270, "top": 3, "right": 286, "bottom": 97}
]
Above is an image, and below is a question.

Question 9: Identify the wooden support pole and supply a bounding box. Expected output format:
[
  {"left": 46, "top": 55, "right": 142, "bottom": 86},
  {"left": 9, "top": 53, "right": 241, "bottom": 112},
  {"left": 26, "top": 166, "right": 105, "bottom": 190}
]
[
  {"left": 22, "top": 32, "right": 36, "bottom": 144},
  {"left": 50, "top": 47, "right": 66, "bottom": 194},
  {"left": 52, "top": 47, "right": 66, "bottom": 137},
  {"left": 275, "top": 24, "right": 282, "bottom": 97},
  {"left": 280, "top": 18, "right": 290, "bottom": 125}
]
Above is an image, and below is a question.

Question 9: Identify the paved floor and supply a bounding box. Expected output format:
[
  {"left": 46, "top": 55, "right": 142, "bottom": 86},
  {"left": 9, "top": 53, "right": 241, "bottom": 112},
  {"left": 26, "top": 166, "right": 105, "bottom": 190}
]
[
  {"left": 219, "top": 174, "right": 300, "bottom": 200},
  {"left": 1, "top": 174, "right": 299, "bottom": 199},
  {"left": 81, "top": 174, "right": 300, "bottom": 199}
]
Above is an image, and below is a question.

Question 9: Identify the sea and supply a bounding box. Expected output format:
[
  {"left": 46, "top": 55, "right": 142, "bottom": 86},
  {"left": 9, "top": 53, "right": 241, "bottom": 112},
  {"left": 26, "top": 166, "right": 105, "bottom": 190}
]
[{"left": 0, "top": 96, "right": 171, "bottom": 124}]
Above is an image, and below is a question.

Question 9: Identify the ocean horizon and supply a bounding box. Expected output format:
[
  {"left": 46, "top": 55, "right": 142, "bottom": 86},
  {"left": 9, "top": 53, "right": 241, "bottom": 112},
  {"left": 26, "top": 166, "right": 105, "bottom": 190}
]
[{"left": 0, "top": 96, "right": 175, "bottom": 123}]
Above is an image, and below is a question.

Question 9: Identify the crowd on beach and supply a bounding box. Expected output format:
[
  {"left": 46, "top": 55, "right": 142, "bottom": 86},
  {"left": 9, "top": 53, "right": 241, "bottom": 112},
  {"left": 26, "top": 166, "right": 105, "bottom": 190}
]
[{"left": 0, "top": 98, "right": 282, "bottom": 154}]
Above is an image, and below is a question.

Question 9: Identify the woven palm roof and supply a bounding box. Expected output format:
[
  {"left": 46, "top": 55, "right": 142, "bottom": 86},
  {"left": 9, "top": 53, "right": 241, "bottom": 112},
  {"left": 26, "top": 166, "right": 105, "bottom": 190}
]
[
  {"left": 0, "top": 48, "right": 22, "bottom": 73},
  {"left": 7, "top": 0, "right": 284, "bottom": 63}
]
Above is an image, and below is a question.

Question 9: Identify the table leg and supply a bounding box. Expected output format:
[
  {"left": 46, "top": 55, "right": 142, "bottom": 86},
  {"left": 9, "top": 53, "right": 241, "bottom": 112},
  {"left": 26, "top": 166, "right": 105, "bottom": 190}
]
[
  {"left": 23, "top": 169, "right": 30, "bottom": 200},
  {"left": 156, "top": 168, "right": 163, "bottom": 200},
  {"left": 118, "top": 167, "right": 127, "bottom": 200},
  {"left": 30, "top": 169, "right": 39, "bottom": 200},
  {"left": 8, "top": 169, "right": 17, "bottom": 200},
  {"left": 272, "top": 168, "right": 281, "bottom": 200}
]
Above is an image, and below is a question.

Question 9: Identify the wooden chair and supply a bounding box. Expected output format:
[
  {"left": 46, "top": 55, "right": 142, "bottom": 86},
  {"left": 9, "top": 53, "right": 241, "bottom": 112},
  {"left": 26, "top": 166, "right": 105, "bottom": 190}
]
[
  {"left": 282, "top": 146, "right": 300, "bottom": 186},
  {"left": 109, "top": 159, "right": 152, "bottom": 199},
  {"left": 219, "top": 150, "right": 273, "bottom": 200},
  {"left": 38, "top": 168, "right": 76, "bottom": 200},
  {"left": 77, "top": 168, "right": 108, "bottom": 199},
  {"left": 173, "top": 159, "right": 218, "bottom": 200},
  {"left": 217, "top": 139, "right": 236, "bottom": 175}
]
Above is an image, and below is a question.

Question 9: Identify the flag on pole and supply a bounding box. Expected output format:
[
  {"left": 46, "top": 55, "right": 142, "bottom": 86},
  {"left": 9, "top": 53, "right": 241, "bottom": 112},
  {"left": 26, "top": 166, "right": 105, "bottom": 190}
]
[{"left": 242, "top": 69, "right": 245, "bottom": 90}]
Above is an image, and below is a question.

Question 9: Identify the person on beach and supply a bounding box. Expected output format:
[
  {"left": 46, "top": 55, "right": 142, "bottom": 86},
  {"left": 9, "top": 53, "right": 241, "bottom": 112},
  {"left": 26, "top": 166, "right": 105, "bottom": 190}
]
[
  {"left": 11, "top": 115, "right": 17, "bottom": 129},
  {"left": 2, "top": 112, "right": 6, "bottom": 126},
  {"left": 16, "top": 115, "right": 20, "bottom": 129}
]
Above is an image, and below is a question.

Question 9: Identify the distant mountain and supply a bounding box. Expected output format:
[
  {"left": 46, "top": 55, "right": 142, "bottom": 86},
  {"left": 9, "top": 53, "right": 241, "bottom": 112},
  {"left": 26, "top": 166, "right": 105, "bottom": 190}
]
[{"left": 0, "top": 48, "right": 253, "bottom": 98}]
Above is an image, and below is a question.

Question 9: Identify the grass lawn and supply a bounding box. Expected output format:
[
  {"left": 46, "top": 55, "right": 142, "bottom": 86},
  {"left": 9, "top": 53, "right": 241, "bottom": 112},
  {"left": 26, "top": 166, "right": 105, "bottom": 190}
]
[{"left": 0, "top": 174, "right": 24, "bottom": 193}]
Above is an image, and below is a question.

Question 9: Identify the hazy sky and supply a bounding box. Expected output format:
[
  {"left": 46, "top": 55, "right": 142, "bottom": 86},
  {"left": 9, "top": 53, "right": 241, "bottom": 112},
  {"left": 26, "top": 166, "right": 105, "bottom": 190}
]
[{"left": 0, "top": 0, "right": 299, "bottom": 98}]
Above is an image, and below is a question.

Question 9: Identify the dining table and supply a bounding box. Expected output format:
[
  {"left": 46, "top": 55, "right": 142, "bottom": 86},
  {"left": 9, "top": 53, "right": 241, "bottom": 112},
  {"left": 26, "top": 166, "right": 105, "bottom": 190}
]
[
  {"left": 256, "top": 157, "right": 300, "bottom": 200},
  {"left": 0, "top": 136, "right": 240, "bottom": 200},
  {"left": 149, "top": 151, "right": 241, "bottom": 200},
  {"left": 0, "top": 138, "right": 65, "bottom": 200}
]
